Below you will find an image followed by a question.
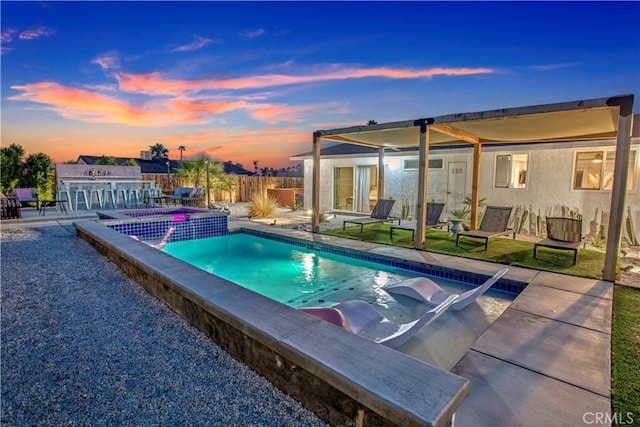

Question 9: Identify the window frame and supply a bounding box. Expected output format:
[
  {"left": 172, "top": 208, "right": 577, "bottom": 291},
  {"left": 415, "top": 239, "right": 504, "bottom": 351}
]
[
  {"left": 493, "top": 153, "right": 529, "bottom": 189},
  {"left": 572, "top": 148, "right": 637, "bottom": 192},
  {"left": 402, "top": 157, "right": 444, "bottom": 171}
]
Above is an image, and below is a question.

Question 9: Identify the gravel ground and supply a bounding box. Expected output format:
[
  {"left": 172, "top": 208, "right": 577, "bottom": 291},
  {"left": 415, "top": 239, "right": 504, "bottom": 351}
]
[{"left": 0, "top": 225, "right": 327, "bottom": 426}]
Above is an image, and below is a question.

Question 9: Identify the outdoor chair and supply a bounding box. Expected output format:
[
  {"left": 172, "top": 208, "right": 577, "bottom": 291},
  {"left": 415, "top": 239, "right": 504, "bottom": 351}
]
[
  {"left": 456, "top": 205, "right": 514, "bottom": 250},
  {"left": 181, "top": 187, "right": 204, "bottom": 207},
  {"left": 384, "top": 268, "right": 509, "bottom": 311},
  {"left": 534, "top": 217, "right": 583, "bottom": 265},
  {"left": 299, "top": 294, "right": 457, "bottom": 349},
  {"left": 389, "top": 202, "right": 447, "bottom": 240},
  {"left": 1, "top": 191, "right": 22, "bottom": 219},
  {"left": 342, "top": 199, "right": 400, "bottom": 233},
  {"left": 163, "top": 187, "right": 192, "bottom": 206},
  {"left": 12, "top": 187, "right": 39, "bottom": 209}
]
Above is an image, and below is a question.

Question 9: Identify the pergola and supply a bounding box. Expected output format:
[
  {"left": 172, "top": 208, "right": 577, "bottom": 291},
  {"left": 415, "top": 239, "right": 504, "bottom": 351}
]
[{"left": 311, "top": 94, "right": 635, "bottom": 282}]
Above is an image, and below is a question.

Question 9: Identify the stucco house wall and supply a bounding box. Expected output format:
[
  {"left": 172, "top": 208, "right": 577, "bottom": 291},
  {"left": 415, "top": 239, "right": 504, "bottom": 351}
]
[{"left": 301, "top": 137, "right": 639, "bottom": 239}]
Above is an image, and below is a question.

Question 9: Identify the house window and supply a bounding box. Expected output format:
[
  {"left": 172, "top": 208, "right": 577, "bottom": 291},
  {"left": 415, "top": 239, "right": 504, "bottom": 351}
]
[
  {"left": 403, "top": 157, "right": 444, "bottom": 170},
  {"left": 494, "top": 154, "right": 528, "bottom": 189},
  {"left": 573, "top": 150, "right": 636, "bottom": 191}
]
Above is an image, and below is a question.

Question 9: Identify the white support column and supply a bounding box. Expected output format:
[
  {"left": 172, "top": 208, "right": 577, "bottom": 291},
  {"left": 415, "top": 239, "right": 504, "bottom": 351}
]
[
  {"left": 312, "top": 132, "right": 321, "bottom": 233},
  {"left": 603, "top": 108, "right": 634, "bottom": 281},
  {"left": 378, "top": 147, "right": 385, "bottom": 199},
  {"left": 415, "top": 121, "right": 429, "bottom": 249}
]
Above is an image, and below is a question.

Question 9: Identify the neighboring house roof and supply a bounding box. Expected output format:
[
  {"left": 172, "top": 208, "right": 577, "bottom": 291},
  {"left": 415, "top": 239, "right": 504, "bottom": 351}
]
[{"left": 76, "top": 156, "right": 254, "bottom": 175}]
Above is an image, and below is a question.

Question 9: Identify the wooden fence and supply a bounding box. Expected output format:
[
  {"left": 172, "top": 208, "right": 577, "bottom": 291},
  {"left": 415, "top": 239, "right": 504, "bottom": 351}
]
[{"left": 141, "top": 174, "right": 304, "bottom": 203}]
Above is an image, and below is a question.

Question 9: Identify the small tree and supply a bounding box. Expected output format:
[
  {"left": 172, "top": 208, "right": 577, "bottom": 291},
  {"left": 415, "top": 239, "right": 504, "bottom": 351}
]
[
  {"left": 122, "top": 158, "right": 138, "bottom": 166},
  {"left": 23, "top": 153, "right": 54, "bottom": 200},
  {"left": 0, "top": 143, "right": 24, "bottom": 194},
  {"left": 95, "top": 155, "right": 116, "bottom": 165}
]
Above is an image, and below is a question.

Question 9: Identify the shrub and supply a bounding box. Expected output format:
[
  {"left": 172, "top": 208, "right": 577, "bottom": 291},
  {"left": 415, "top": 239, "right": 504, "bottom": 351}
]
[{"left": 248, "top": 193, "right": 280, "bottom": 218}]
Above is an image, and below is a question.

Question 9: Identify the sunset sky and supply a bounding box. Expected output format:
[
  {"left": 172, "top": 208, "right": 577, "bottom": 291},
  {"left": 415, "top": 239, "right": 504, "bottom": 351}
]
[{"left": 2, "top": 1, "right": 639, "bottom": 169}]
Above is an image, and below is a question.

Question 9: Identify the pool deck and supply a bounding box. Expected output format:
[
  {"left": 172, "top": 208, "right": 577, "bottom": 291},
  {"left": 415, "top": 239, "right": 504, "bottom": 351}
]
[{"left": 3, "top": 208, "right": 614, "bottom": 426}]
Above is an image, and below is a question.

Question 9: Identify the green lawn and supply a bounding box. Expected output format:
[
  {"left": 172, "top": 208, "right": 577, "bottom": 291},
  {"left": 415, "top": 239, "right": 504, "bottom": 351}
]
[
  {"left": 322, "top": 223, "right": 607, "bottom": 279},
  {"left": 612, "top": 285, "right": 640, "bottom": 422}
]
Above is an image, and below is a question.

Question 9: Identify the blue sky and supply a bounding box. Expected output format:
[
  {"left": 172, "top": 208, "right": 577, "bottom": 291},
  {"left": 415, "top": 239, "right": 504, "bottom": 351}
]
[{"left": 2, "top": 1, "right": 639, "bottom": 168}]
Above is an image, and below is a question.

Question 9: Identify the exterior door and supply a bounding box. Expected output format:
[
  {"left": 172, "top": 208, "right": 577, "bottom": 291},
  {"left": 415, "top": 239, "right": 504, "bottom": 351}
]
[{"left": 446, "top": 162, "right": 467, "bottom": 211}]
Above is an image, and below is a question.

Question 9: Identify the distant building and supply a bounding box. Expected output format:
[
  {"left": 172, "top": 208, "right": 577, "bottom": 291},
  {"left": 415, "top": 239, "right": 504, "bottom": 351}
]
[{"left": 76, "top": 154, "right": 254, "bottom": 175}]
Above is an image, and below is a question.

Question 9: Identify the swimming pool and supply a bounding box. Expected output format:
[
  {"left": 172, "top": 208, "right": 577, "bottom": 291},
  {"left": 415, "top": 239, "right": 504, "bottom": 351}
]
[
  {"left": 163, "top": 233, "right": 513, "bottom": 322},
  {"left": 78, "top": 220, "right": 524, "bottom": 425}
]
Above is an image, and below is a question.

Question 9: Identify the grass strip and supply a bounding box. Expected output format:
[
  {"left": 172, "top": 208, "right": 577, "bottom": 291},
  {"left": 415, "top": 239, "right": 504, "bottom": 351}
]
[
  {"left": 612, "top": 285, "right": 640, "bottom": 423},
  {"left": 322, "top": 223, "right": 606, "bottom": 279}
]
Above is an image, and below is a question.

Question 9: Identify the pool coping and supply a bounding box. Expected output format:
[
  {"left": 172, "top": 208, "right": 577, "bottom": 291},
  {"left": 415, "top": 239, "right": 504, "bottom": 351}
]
[{"left": 76, "top": 220, "right": 471, "bottom": 427}]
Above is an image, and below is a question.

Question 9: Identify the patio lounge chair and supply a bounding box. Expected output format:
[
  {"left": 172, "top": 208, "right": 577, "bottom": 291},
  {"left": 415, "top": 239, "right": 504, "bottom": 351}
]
[
  {"left": 384, "top": 268, "right": 509, "bottom": 311},
  {"left": 389, "top": 202, "right": 447, "bottom": 240},
  {"left": 12, "top": 187, "right": 39, "bottom": 209},
  {"left": 342, "top": 199, "right": 399, "bottom": 233},
  {"left": 534, "top": 217, "right": 583, "bottom": 265},
  {"left": 300, "top": 294, "right": 457, "bottom": 349},
  {"left": 455, "top": 205, "right": 514, "bottom": 250}
]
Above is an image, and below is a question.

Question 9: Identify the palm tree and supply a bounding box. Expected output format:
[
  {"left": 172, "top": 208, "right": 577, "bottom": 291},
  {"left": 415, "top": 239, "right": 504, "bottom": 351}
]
[
  {"left": 150, "top": 143, "right": 169, "bottom": 160},
  {"left": 178, "top": 145, "right": 186, "bottom": 161}
]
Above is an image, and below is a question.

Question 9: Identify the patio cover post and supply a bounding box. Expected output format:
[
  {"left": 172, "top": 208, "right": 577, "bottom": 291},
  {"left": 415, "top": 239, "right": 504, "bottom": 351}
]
[
  {"left": 378, "top": 147, "right": 385, "bottom": 199},
  {"left": 470, "top": 143, "right": 482, "bottom": 229},
  {"left": 415, "top": 120, "right": 430, "bottom": 249},
  {"left": 603, "top": 97, "right": 634, "bottom": 281},
  {"left": 312, "top": 131, "right": 321, "bottom": 233}
]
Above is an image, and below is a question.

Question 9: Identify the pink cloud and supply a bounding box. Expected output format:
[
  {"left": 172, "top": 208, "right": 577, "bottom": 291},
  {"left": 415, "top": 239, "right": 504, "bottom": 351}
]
[
  {"left": 9, "top": 82, "right": 197, "bottom": 127},
  {"left": 115, "top": 65, "right": 495, "bottom": 96},
  {"left": 247, "top": 103, "right": 318, "bottom": 124},
  {"left": 1, "top": 28, "right": 18, "bottom": 43},
  {"left": 92, "top": 51, "right": 121, "bottom": 70},
  {"left": 172, "top": 35, "right": 216, "bottom": 52},
  {"left": 1, "top": 46, "right": 15, "bottom": 56},
  {"left": 18, "top": 27, "right": 55, "bottom": 40},
  {"left": 9, "top": 82, "right": 253, "bottom": 127}
]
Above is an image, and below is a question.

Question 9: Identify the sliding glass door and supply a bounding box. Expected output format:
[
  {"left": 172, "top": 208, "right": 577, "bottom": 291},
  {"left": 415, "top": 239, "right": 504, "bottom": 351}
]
[{"left": 333, "top": 166, "right": 377, "bottom": 212}]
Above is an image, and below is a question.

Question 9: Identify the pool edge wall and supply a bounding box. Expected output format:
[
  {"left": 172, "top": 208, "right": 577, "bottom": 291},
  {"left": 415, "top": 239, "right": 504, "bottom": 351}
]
[{"left": 76, "top": 220, "right": 470, "bottom": 427}]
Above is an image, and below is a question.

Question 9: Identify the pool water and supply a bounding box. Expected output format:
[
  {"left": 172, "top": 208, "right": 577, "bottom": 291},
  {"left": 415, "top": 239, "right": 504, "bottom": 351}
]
[
  {"left": 163, "top": 233, "right": 513, "bottom": 324},
  {"left": 161, "top": 231, "right": 515, "bottom": 369}
]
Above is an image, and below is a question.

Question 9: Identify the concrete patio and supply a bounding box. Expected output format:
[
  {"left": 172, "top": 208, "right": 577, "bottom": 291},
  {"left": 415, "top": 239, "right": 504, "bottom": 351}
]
[{"left": 1, "top": 205, "right": 621, "bottom": 426}]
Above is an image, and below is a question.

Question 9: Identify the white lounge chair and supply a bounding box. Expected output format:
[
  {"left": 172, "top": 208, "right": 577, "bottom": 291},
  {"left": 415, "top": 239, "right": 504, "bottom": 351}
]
[
  {"left": 300, "top": 294, "right": 457, "bottom": 349},
  {"left": 130, "top": 226, "right": 176, "bottom": 249},
  {"left": 384, "top": 268, "right": 509, "bottom": 311}
]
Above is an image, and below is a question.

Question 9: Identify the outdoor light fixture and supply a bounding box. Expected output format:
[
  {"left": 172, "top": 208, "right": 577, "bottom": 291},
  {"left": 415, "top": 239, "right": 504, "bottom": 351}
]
[{"left": 593, "top": 153, "right": 603, "bottom": 163}]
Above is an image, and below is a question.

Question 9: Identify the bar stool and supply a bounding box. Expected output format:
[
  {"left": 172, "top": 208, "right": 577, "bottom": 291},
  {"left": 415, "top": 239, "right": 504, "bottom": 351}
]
[
  {"left": 127, "top": 184, "right": 141, "bottom": 208},
  {"left": 88, "top": 185, "right": 104, "bottom": 210},
  {"left": 74, "top": 185, "right": 90, "bottom": 210},
  {"left": 114, "top": 183, "right": 129, "bottom": 208},
  {"left": 140, "top": 183, "right": 154, "bottom": 207},
  {"left": 103, "top": 184, "right": 118, "bottom": 209},
  {"left": 57, "top": 183, "right": 74, "bottom": 212}
]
